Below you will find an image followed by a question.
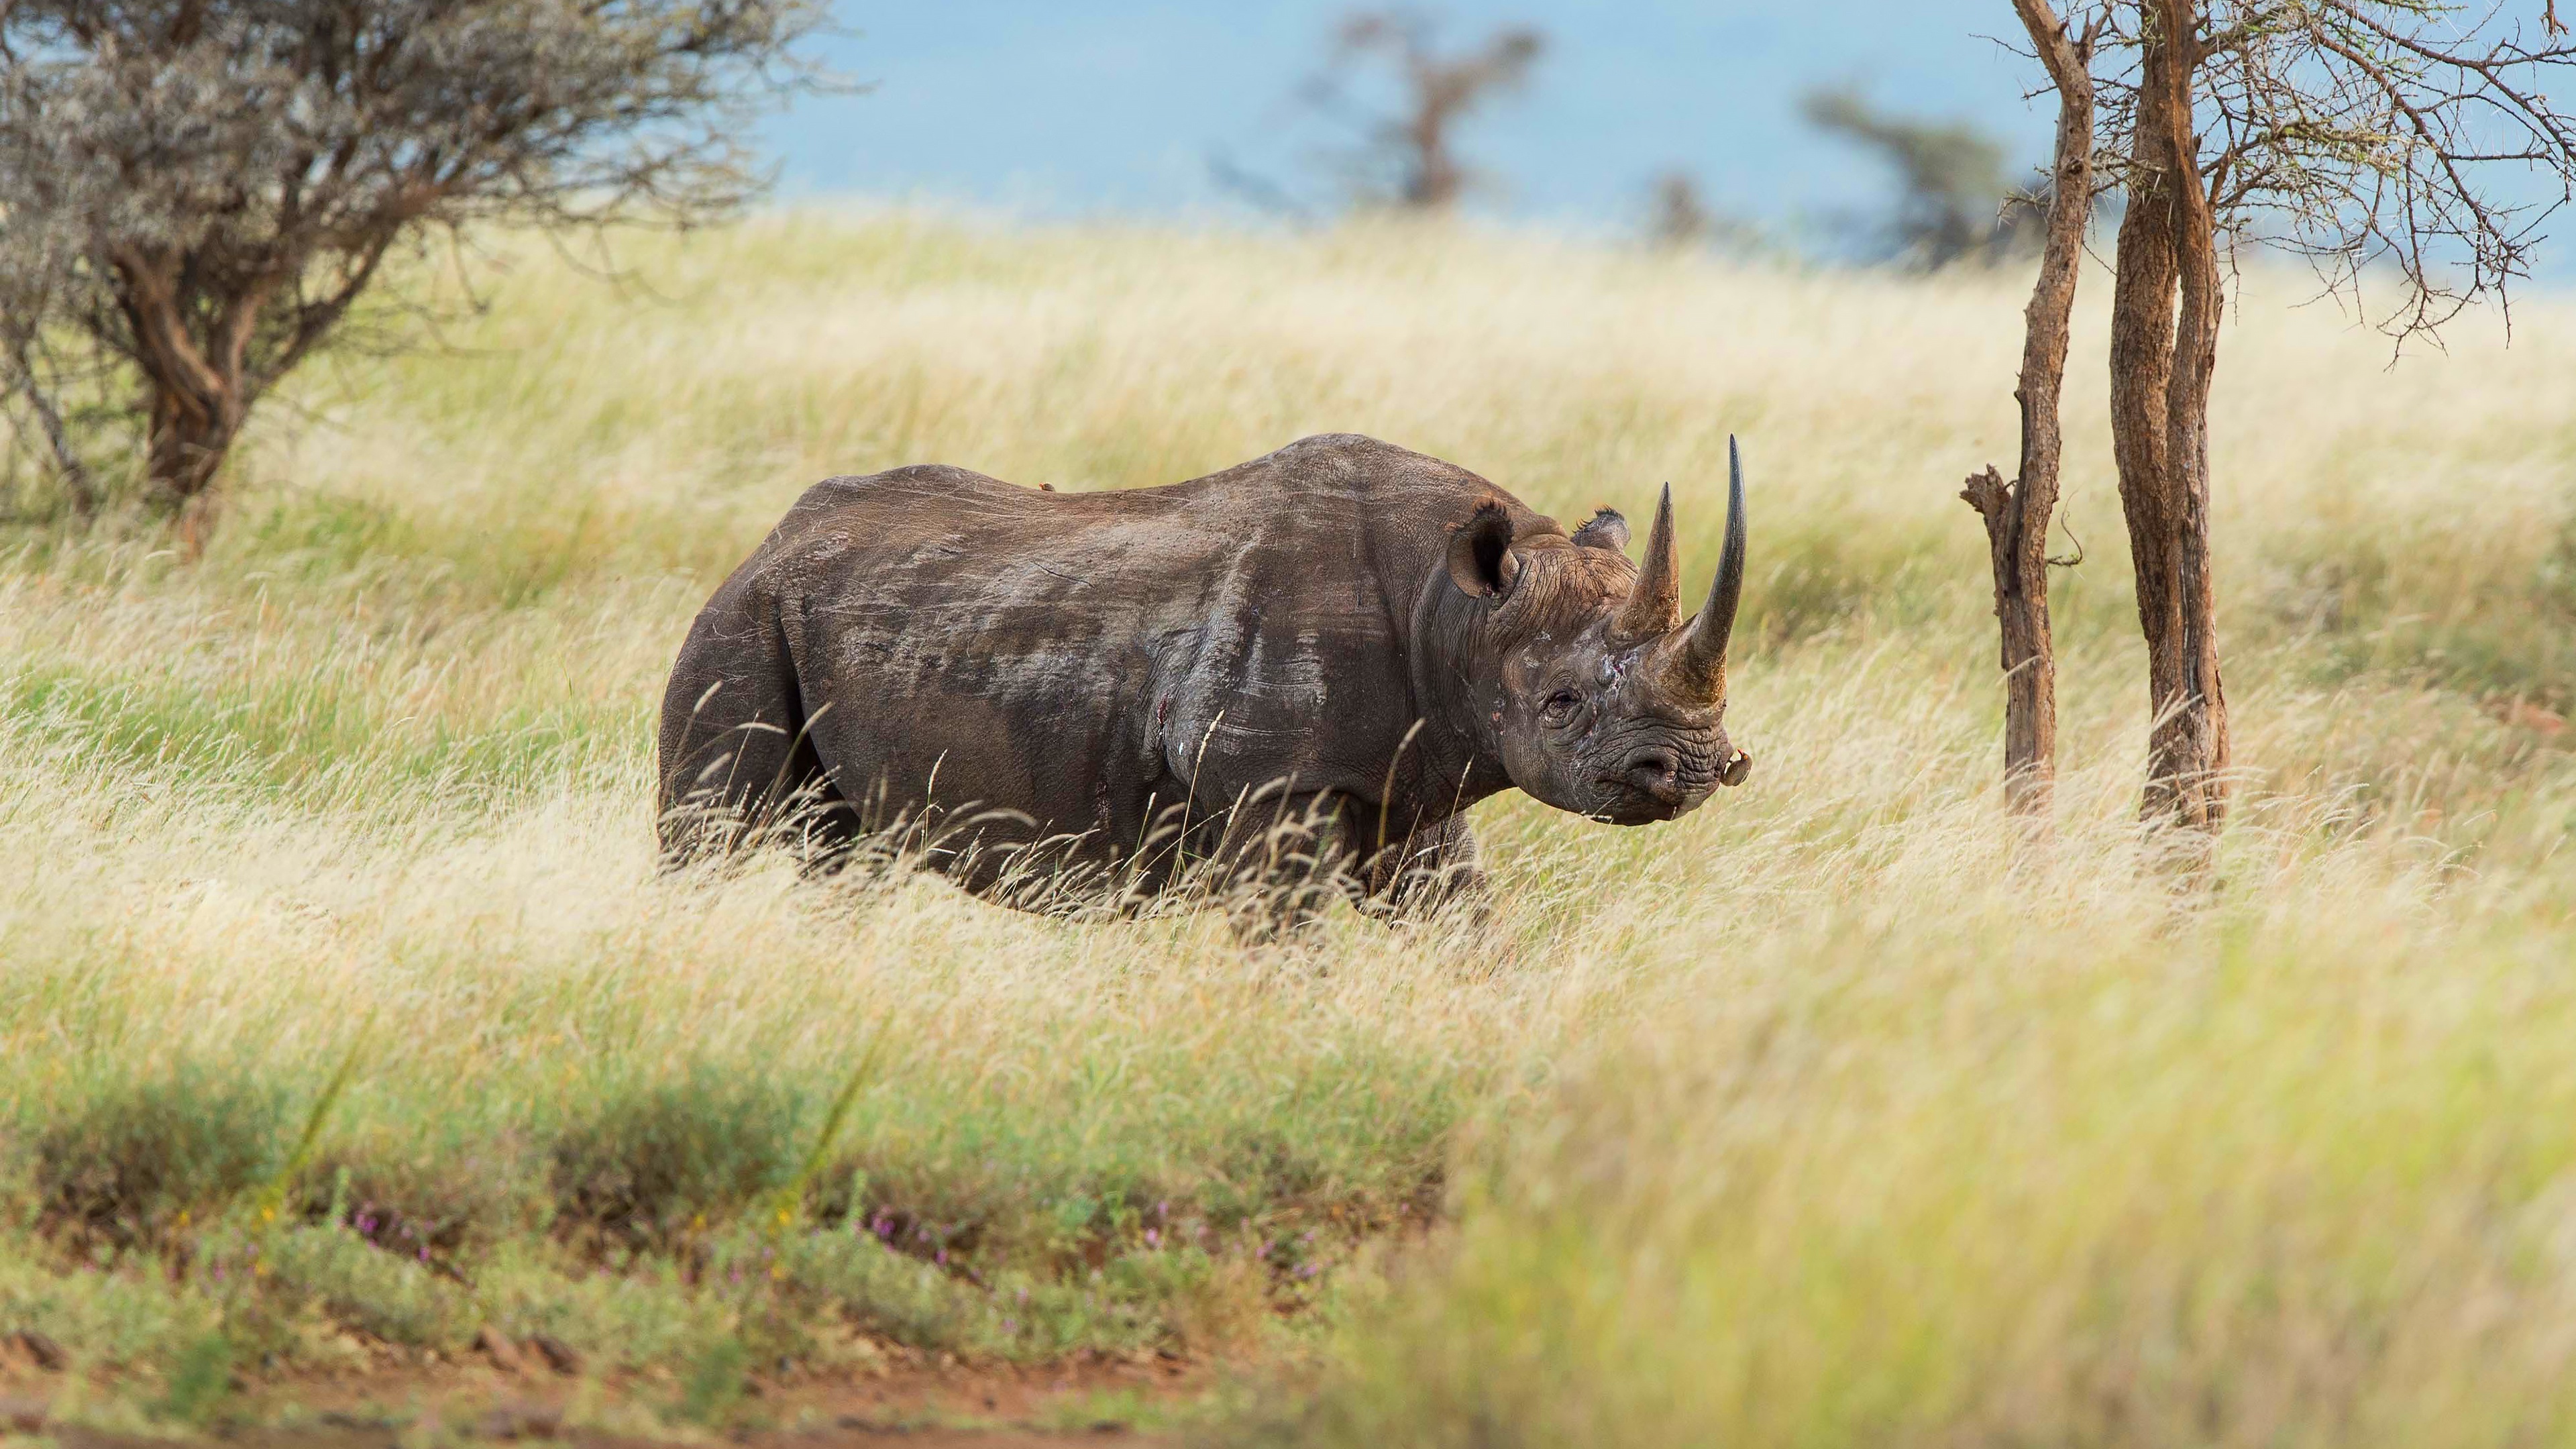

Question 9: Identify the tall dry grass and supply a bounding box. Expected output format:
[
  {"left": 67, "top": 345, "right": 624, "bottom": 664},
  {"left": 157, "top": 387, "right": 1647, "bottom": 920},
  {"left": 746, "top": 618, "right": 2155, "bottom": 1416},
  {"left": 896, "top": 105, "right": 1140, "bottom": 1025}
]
[{"left": 1, "top": 211, "right": 2571, "bottom": 1439}]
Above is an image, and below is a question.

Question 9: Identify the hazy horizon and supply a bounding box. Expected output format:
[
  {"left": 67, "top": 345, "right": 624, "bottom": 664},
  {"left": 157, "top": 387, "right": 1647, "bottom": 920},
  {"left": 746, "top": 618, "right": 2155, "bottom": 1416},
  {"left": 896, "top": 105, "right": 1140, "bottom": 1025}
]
[{"left": 762, "top": 2, "right": 2059, "bottom": 243}]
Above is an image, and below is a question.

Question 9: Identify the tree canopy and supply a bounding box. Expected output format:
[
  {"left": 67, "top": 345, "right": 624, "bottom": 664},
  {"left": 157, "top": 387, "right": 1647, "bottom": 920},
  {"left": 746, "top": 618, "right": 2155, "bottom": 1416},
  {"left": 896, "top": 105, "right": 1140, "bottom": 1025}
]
[{"left": 0, "top": 0, "right": 834, "bottom": 533}]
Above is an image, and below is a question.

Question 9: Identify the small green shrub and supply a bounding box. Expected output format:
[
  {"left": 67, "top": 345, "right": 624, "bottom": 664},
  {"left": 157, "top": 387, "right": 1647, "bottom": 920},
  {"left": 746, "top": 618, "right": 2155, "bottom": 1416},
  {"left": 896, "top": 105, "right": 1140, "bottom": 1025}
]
[
  {"left": 302, "top": 1127, "right": 541, "bottom": 1266},
  {"left": 263, "top": 1222, "right": 472, "bottom": 1346},
  {"left": 549, "top": 1070, "right": 805, "bottom": 1253},
  {"left": 676, "top": 1335, "right": 752, "bottom": 1426},
  {"left": 472, "top": 1240, "right": 734, "bottom": 1373},
  {"left": 154, "top": 1330, "right": 235, "bottom": 1425},
  {"left": 779, "top": 1228, "right": 990, "bottom": 1350},
  {"left": 34, "top": 1072, "right": 287, "bottom": 1251}
]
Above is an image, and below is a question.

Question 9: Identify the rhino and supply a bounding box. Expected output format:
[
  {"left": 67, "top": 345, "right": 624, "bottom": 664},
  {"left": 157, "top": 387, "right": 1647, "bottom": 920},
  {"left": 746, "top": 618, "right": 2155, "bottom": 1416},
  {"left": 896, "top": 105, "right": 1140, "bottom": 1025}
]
[{"left": 657, "top": 433, "right": 1752, "bottom": 923}]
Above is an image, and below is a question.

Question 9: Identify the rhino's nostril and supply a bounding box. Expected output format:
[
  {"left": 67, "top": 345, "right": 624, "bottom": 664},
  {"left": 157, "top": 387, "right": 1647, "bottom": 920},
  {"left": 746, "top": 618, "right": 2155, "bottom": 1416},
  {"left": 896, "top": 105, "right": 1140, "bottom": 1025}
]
[{"left": 1625, "top": 751, "right": 1678, "bottom": 796}]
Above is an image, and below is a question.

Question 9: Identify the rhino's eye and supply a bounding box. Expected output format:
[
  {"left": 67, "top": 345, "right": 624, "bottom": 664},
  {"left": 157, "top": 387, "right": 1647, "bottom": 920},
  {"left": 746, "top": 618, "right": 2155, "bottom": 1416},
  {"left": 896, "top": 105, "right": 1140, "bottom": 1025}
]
[{"left": 1541, "top": 690, "right": 1582, "bottom": 724}]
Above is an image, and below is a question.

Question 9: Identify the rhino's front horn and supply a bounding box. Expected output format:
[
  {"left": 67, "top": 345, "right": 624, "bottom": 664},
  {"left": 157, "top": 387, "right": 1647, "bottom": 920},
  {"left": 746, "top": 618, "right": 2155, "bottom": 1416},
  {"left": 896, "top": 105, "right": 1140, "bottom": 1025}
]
[
  {"left": 1670, "top": 436, "right": 1748, "bottom": 702},
  {"left": 1611, "top": 482, "right": 1682, "bottom": 645}
]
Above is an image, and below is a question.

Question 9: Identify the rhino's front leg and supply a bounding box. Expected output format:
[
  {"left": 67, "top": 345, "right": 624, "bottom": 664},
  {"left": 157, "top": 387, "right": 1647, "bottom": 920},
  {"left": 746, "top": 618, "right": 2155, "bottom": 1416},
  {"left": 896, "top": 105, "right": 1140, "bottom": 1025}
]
[
  {"left": 1210, "top": 790, "right": 1364, "bottom": 942},
  {"left": 1214, "top": 797, "right": 1492, "bottom": 940},
  {"left": 1362, "top": 814, "right": 1491, "bottom": 926}
]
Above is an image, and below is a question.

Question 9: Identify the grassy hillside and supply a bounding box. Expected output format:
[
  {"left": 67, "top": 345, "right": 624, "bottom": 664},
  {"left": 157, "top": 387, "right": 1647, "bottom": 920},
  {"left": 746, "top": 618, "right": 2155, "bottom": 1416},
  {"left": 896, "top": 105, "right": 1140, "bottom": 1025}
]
[{"left": 3, "top": 211, "right": 2574, "bottom": 1443}]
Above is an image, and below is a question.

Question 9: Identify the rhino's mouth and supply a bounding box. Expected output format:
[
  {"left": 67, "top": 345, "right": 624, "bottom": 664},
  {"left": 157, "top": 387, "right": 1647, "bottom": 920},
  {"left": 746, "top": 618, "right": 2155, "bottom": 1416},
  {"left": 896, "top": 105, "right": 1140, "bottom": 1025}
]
[{"left": 1592, "top": 775, "right": 1706, "bottom": 825}]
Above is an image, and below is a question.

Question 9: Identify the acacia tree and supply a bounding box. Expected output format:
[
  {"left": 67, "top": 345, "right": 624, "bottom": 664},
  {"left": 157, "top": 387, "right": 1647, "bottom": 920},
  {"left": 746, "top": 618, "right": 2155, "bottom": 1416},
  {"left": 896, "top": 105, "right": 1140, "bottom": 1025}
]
[
  {"left": 1963, "top": 0, "right": 2096, "bottom": 820},
  {"left": 1313, "top": 11, "right": 1544, "bottom": 209},
  {"left": 0, "top": 0, "right": 832, "bottom": 542},
  {"left": 2086, "top": 0, "right": 2576, "bottom": 838}
]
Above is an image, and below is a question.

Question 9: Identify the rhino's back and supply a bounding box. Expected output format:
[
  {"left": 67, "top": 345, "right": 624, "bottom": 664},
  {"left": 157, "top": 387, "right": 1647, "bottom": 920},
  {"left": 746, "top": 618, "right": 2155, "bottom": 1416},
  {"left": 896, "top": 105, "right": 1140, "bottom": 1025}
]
[{"left": 744, "top": 433, "right": 1524, "bottom": 600}]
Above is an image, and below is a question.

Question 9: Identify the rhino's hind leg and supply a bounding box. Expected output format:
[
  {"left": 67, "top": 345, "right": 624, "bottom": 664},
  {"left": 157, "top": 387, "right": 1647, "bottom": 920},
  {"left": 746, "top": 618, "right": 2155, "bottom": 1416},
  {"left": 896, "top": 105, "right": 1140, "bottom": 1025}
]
[
  {"left": 656, "top": 673, "right": 856, "bottom": 870},
  {"left": 1363, "top": 815, "right": 1491, "bottom": 925}
]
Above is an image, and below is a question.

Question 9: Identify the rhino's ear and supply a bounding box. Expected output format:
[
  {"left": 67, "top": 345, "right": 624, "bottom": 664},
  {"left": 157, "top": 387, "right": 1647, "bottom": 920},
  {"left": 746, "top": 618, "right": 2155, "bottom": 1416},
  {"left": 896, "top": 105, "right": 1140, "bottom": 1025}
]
[
  {"left": 1571, "top": 507, "right": 1629, "bottom": 554},
  {"left": 1447, "top": 500, "right": 1521, "bottom": 599}
]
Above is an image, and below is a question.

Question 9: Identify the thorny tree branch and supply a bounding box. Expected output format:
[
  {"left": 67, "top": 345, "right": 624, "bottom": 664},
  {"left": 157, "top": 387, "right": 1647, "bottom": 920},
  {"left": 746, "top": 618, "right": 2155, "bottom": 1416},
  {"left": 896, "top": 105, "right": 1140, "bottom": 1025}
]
[
  {"left": 2049, "top": 508, "right": 2088, "bottom": 568},
  {"left": 1, "top": 333, "right": 93, "bottom": 514},
  {"left": 2084, "top": 1, "right": 2576, "bottom": 349}
]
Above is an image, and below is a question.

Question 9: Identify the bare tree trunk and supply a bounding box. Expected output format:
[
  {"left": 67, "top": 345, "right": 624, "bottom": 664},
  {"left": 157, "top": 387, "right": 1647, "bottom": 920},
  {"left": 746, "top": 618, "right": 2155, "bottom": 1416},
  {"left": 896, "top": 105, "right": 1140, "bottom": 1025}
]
[
  {"left": 2155, "top": 0, "right": 2229, "bottom": 833},
  {"left": 2109, "top": 0, "right": 2229, "bottom": 841},
  {"left": 1963, "top": 0, "right": 2095, "bottom": 821},
  {"left": 111, "top": 246, "right": 261, "bottom": 553},
  {"left": 146, "top": 382, "right": 241, "bottom": 551}
]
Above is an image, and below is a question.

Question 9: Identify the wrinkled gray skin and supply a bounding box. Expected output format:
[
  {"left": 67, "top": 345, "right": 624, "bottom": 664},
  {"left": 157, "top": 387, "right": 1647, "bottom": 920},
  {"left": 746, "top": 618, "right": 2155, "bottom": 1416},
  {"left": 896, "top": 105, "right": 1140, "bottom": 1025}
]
[{"left": 657, "top": 433, "right": 1752, "bottom": 922}]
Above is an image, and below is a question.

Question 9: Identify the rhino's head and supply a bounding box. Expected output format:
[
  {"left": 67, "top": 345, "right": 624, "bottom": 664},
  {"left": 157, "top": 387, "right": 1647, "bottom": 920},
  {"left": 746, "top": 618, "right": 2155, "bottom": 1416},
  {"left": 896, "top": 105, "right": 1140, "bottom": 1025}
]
[{"left": 1446, "top": 439, "right": 1754, "bottom": 826}]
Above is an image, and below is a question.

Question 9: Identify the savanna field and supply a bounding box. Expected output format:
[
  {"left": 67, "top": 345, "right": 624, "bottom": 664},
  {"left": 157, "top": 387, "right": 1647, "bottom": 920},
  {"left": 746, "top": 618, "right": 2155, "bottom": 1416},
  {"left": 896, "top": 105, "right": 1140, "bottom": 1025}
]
[{"left": 4, "top": 211, "right": 2576, "bottom": 1444}]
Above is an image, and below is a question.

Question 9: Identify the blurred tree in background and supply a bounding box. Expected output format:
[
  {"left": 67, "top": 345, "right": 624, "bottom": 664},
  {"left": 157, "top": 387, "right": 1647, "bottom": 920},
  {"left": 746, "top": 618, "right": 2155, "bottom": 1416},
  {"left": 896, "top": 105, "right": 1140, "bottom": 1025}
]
[
  {"left": 0, "top": 0, "right": 835, "bottom": 544},
  {"left": 1801, "top": 83, "right": 2041, "bottom": 267},
  {"left": 1305, "top": 11, "right": 1546, "bottom": 211},
  {"left": 1645, "top": 172, "right": 1720, "bottom": 247},
  {"left": 1642, "top": 170, "right": 1770, "bottom": 256}
]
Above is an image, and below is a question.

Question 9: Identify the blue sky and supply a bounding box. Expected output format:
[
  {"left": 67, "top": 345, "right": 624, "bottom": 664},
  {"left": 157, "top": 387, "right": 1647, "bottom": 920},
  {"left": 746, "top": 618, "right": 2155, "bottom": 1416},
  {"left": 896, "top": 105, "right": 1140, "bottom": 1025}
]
[{"left": 763, "top": 2, "right": 2058, "bottom": 237}]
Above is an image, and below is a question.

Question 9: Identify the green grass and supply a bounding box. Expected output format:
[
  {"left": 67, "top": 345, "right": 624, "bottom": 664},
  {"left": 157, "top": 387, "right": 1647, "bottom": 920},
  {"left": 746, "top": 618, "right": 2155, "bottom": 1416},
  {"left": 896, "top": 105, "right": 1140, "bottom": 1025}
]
[{"left": 1, "top": 209, "right": 2573, "bottom": 1441}]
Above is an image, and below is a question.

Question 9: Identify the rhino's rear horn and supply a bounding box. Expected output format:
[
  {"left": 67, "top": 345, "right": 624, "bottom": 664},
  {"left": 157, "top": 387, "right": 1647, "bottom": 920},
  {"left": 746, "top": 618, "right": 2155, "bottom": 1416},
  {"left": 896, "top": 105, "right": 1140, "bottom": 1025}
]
[
  {"left": 1672, "top": 436, "right": 1748, "bottom": 700},
  {"left": 1611, "top": 483, "right": 1681, "bottom": 643}
]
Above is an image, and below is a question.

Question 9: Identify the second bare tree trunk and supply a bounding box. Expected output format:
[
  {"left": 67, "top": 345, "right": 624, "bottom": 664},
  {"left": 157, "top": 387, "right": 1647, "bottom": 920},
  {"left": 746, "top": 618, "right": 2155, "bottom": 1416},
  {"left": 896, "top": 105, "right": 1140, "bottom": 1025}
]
[
  {"left": 107, "top": 245, "right": 268, "bottom": 553},
  {"left": 1963, "top": 0, "right": 2094, "bottom": 820},
  {"left": 2110, "top": 0, "right": 2230, "bottom": 841}
]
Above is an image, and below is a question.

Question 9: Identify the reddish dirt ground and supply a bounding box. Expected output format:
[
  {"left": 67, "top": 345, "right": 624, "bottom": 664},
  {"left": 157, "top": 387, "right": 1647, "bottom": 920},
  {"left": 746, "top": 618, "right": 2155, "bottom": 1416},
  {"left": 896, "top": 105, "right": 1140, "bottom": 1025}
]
[{"left": 2, "top": 1349, "right": 1224, "bottom": 1446}]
